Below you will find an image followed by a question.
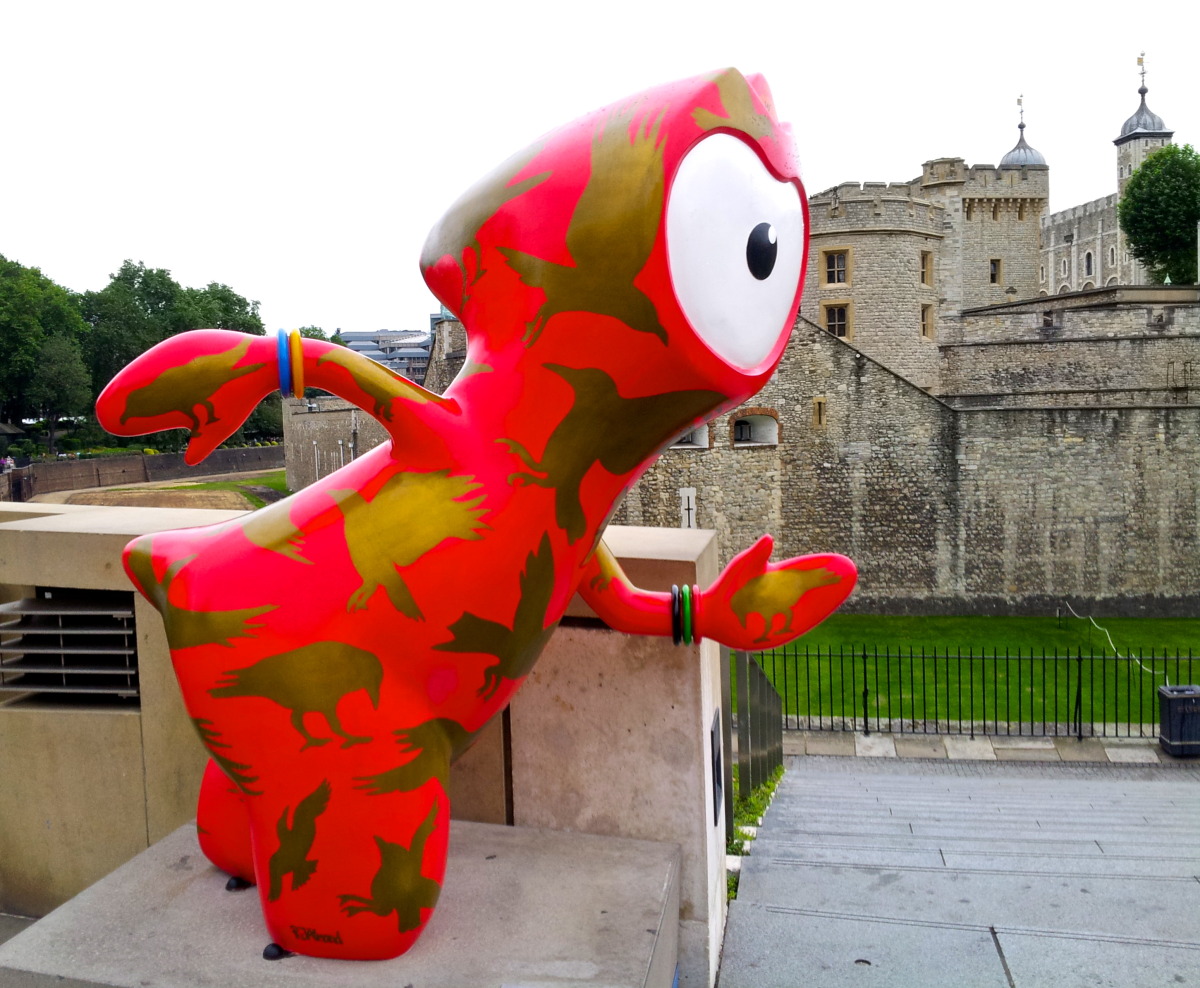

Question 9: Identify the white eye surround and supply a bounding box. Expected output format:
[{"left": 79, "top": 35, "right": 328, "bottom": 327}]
[{"left": 666, "top": 133, "right": 805, "bottom": 372}]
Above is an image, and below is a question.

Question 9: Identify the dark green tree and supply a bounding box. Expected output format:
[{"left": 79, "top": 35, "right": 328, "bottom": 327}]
[
  {"left": 27, "top": 334, "right": 92, "bottom": 456},
  {"left": 298, "top": 325, "right": 328, "bottom": 340},
  {"left": 182, "top": 282, "right": 265, "bottom": 335},
  {"left": 80, "top": 260, "right": 264, "bottom": 403},
  {"left": 1118, "top": 143, "right": 1200, "bottom": 285},
  {"left": 0, "top": 255, "right": 88, "bottom": 424}
]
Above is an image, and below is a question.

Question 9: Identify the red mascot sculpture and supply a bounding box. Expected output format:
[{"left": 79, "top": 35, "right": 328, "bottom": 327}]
[{"left": 96, "top": 68, "right": 856, "bottom": 960}]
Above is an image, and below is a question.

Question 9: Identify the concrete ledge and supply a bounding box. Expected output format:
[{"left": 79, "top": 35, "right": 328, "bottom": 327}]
[{"left": 0, "top": 823, "right": 680, "bottom": 988}]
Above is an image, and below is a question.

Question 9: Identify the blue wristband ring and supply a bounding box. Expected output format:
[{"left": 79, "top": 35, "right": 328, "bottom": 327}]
[{"left": 276, "top": 330, "right": 291, "bottom": 397}]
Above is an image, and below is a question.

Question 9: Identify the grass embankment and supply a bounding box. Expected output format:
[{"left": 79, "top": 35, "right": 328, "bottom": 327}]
[
  {"left": 167, "top": 470, "right": 290, "bottom": 508},
  {"left": 726, "top": 764, "right": 784, "bottom": 899},
  {"left": 748, "top": 614, "right": 1200, "bottom": 728}
]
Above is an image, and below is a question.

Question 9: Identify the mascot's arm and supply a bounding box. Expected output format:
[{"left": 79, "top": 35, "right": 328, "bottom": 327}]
[
  {"left": 96, "top": 329, "right": 458, "bottom": 465},
  {"left": 578, "top": 535, "right": 857, "bottom": 651}
]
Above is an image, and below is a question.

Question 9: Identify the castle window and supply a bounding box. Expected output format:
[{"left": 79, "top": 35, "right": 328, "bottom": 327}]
[
  {"left": 992, "top": 202, "right": 1000, "bottom": 220},
  {"left": 731, "top": 414, "right": 779, "bottom": 447},
  {"left": 821, "top": 301, "right": 852, "bottom": 339},
  {"left": 989, "top": 259, "right": 1002, "bottom": 284},
  {"left": 920, "top": 251, "right": 933, "bottom": 286},
  {"left": 1085, "top": 252, "right": 1093, "bottom": 276},
  {"left": 1018, "top": 201, "right": 1026, "bottom": 220},
  {"left": 1109, "top": 246, "right": 1116, "bottom": 267},
  {"left": 921, "top": 305, "right": 934, "bottom": 339},
  {"left": 670, "top": 423, "right": 710, "bottom": 450},
  {"left": 1040, "top": 265, "right": 1046, "bottom": 283},
  {"left": 812, "top": 397, "right": 827, "bottom": 429},
  {"left": 1061, "top": 258, "right": 1069, "bottom": 277},
  {"left": 820, "top": 247, "right": 851, "bottom": 286},
  {"left": 965, "top": 201, "right": 974, "bottom": 220}
]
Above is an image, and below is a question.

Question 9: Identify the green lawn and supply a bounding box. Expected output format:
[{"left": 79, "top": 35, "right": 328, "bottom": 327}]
[
  {"left": 166, "top": 469, "right": 291, "bottom": 508},
  {"left": 793, "top": 613, "right": 1200, "bottom": 655},
  {"left": 744, "top": 614, "right": 1200, "bottom": 731}
]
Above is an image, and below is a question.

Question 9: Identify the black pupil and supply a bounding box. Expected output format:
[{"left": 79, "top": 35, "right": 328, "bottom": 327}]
[{"left": 746, "top": 222, "right": 777, "bottom": 281}]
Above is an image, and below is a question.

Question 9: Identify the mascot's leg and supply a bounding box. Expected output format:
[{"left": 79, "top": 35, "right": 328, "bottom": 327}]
[
  {"left": 243, "top": 767, "right": 450, "bottom": 960},
  {"left": 196, "top": 759, "right": 256, "bottom": 888}
]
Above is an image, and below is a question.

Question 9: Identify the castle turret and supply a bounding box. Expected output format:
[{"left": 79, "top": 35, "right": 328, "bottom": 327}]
[{"left": 1115, "top": 56, "right": 1173, "bottom": 197}]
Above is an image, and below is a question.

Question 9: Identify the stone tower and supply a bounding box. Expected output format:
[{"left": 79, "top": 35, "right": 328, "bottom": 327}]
[
  {"left": 937, "top": 107, "right": 1048, "bottom": 314},
  {"left": 1115, "top": 57, "right": 1173, "bottom": 198}
]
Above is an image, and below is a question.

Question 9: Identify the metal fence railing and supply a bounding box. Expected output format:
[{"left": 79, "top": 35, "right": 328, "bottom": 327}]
[
  {"left": 735, "top": 651, "right": 782, "bottom": 789},
  {"left": 754, "top": 646, "right": 1199, "bottom": 739}
]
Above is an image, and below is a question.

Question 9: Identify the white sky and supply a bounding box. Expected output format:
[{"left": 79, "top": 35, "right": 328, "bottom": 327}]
[{"left": 2, "top": 1, "right": 1193, "bottom": 335}]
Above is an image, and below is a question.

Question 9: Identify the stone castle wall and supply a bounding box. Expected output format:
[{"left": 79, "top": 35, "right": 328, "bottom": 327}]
[
  {"left": 1042, "top": 194, "right": 1125, "bottom": 291},
  {"left": 614, "top": 321, "right": 1200, "bottom": 616},
  {"left": 940, "top": 334, "right": 1200, "bottom": 399}
]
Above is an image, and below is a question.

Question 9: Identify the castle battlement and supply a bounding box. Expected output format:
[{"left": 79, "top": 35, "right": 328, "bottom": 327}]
[
  {"left": 808, "top": 189, "right": 945, "bottom": 235},
  {"left": 1043, "top": 194, "right": 1119, "bottom": 225},
  {"left": 811, "top": 180, "right": 923, "bottom": 199}
]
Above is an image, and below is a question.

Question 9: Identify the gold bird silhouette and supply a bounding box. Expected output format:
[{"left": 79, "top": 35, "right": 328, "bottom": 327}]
[
  {"left": 434, "top": 533, "right": 556, "bottom": 698},
  {"left": 209, "top": 642, "right": 382, "bottom": 749},
  {"left": 339, "top": 804, "right": 441, "bottom": 932},
  {"left": 268, "top": 779, "right": 332, "bottom": 901},
  {"left": 730, "top": 567, "right": 844, "bottom": 642},
  {"left": 498, "top": 102, "right": 668, "bottom": 345},
  {"left": 120, "top": 338, "right": 263, "bottom": 432},
  {"left": 330, "top": 469, "right": 489, "bottom": 619},
  {"left": 502, "top": 366, "right": 721, "bottom": 542},
  {"left": 126, "top": 542, "right": 274, "bottom": 649},
  {"left": 356, "top": 718, "right": 475, "bottom": 796}
]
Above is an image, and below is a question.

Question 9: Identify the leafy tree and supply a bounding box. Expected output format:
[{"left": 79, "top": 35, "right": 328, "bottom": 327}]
[
  {"left": 79, "top": 260, "right": 185, "bottom": 395},
  {"left": 27, "top": 334, "right": 92, "bottom": 456},
  {"left": 0, "top": 255, "right": 87, "bottom": 423},
  {"left": 298, "top": 325, "right": 328, "bottom": 340},
  {"left": 80, "top": 260, "right": 264, "bottom": 403},
  {"left": 182, "top": 282, "right": 265, "bottom": 335},
  {"left": 1118, "top": 143, "right": 1200, "bottom": 285}
]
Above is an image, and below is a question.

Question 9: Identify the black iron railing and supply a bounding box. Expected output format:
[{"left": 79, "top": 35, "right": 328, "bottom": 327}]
[
  {"left": 735, "top": 651, "right": 782, "bottom": 789},
  {"left": 753, "top": 646, "right": 1198, "bottom": 738}
]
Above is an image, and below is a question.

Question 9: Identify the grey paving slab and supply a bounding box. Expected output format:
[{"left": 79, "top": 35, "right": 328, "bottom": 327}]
[
  {"left": 737, "top": 856, "right": 1199, "bottom": 944},
  {"left": 0, "top": 915, "right": 34, "bottom": 948},
  {"left": 0, "top": 823, "right": 680, "bottom": 988},
  {"left": 719, "top": 901, "right": 1011, "bottom": 988},
  {"left": 892, "top": 737, "right": 948, "bottom": 759},
  {"left": 997, "top": 928, "right": 1200, "bottom": 988}
]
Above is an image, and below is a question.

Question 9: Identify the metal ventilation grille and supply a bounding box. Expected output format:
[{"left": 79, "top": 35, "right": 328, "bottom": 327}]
[{"left": 0, "top": 588, "right": 138, "bottom": 706}]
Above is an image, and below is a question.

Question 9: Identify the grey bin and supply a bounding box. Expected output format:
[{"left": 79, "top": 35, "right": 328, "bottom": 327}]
[{"left": 1158, "top": 684, "right": 1200, "bottom": 757}]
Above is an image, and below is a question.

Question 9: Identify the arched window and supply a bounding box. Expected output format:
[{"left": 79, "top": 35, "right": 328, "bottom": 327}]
[
  {"left": 1109, "top": 246, "right": 1116, "bottom": 267},
  {"left": 671, "top": 423, "right": 710, "bottom": 449},
  {"left": 1085, "top": 252, "right": 1093, "bottom": 276},
  {"left": 731, "top": 414, "right": 779, "bottom": 447}
]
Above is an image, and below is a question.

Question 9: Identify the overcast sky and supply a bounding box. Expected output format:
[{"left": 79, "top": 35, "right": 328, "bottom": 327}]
[{"left": 2, "top": 1, "right": 1192, "bottom": 335}]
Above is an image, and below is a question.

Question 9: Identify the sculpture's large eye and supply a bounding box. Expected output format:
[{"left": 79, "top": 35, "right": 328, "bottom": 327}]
[{"left": 666, "top": 134, "right": 805, "bottom": 371}]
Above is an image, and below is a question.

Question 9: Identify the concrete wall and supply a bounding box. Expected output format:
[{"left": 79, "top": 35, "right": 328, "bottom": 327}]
[
  {"left": 0, "top": 502, "right": 247, "bottom": 915},
  {"left": 15, "top": 446, "right": 285, "bottom": 501}
]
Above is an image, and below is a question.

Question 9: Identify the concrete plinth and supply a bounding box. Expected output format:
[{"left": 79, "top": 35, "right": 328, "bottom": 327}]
[{"left": 0, "top": 823, "right": 680, "bottom": 988}]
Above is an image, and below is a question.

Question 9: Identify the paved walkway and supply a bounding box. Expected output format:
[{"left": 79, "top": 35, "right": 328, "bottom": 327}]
[
  {"left": 720, "top": 752, "right": 1200, "bottom": 987},
  {"left": 786, "top": 729, "right": 1190, "bottom": 766}
]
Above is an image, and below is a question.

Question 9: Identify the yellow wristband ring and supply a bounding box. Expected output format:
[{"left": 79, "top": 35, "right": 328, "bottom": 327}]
[{"left": 288, "top": 329, "right": 304, "bottom": 399}]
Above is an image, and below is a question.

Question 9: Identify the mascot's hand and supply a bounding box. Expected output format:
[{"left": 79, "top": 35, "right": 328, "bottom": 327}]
[
  {"left": 696, "top": 536, "right": 857, "bottom": 650},
  {"left": 94, "top": 330, "right": 278, "bottom": 465}
]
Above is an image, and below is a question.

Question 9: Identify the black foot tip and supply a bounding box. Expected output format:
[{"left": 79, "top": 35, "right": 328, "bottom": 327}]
[
  {"left": 225, "top": 876, "right": 253, "bottom": 892},
  {"left": 263, "top": 943, "right": 293, "bottom": 961}
]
